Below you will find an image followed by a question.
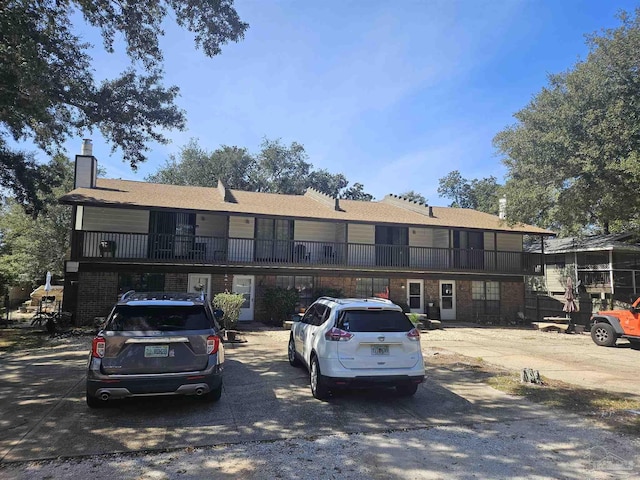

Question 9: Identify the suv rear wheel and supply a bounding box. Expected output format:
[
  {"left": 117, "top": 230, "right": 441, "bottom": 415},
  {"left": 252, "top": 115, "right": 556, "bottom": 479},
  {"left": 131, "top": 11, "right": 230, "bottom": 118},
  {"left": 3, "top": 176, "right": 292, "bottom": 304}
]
[
  {"left": 200, "top": 383, "right": 222, "bottom": 402},
  {"left": 288, "top": 335, "right": 301, "bottom": 367},
  {"left": 86, "top": 391, "right": 108, "bottom": 409},
  {"left": 310, "top": 356, "right": 330, "bottom": 400},
  {"left": 591, "top": 322, "right": 617, "bottom": 347},
  {"left": 396, "top": 383, "right": 418, "bottom": 396}
]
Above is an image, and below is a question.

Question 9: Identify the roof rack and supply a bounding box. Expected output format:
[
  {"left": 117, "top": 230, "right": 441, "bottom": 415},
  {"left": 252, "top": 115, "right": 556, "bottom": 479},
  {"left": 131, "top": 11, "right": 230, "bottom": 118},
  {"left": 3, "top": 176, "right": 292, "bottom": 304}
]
[
  {"left": 119, "top": 291, "right": 206, "bottom": 302},
  {"left": 317, "top": 296, "right": 395, "bottom": 305}
]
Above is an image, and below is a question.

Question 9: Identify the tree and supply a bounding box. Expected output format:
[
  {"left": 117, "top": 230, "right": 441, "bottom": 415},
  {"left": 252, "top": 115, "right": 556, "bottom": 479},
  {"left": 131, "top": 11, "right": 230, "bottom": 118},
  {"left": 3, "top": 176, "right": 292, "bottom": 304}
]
[
  {"left": 438, "top": 170, "right": 501, "bottom": 214},
  {"left": 0, "top": 155, "right": 73, "bottom": 288},
  {"left": 252, "top": 139, "right": 313, "bottom": 194},
  {"left": 341, "top": 183, "right": 374, "bottom": 201},
  {"left": 1, "top": 0, "right": 247, "bottom": 213},
  {"left": 399, "top": 190, "right": 427, "bottom": 204},
  {"left": 148, "top": 138, "right": 374, "bottom": 199},
  {"left": 494, "top": 9, "right": 640, "bottom": 235},
  {"left": 146, "top": 139, "right": 256, "bottom": 190}
]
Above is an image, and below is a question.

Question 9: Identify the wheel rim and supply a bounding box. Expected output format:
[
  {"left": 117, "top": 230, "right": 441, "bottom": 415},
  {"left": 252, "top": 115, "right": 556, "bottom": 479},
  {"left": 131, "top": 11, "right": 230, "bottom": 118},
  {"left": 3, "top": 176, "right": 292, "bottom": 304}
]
[
  {"left": 310, "top": 360, "right": 318, "bottom": 393},
  {"left": 595, "top": 327, "right": 609, "bottom": 342},
  {"left": 288, "top": 339, "right": 295, "bottom": 362}
]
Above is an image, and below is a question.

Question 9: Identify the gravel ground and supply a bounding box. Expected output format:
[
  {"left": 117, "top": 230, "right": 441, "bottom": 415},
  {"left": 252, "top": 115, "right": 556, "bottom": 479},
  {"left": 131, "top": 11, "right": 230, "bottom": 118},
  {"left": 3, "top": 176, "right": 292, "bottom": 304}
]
[
  {"left": 1, "top": 323, "right": 639, "bottom": 479},
  {"left": 1, "top": 419, "right": 637, "bottom": 480}
]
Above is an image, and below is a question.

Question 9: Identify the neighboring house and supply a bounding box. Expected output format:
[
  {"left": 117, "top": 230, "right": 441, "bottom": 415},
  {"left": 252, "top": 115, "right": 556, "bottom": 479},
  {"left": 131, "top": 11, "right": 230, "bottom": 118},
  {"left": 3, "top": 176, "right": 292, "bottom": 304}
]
[
  {"left": 526, "top": 233, "right": 640, "bottom": 306},
  {"left": 60, "top": 148, "right": 552, "bottom": 325}
]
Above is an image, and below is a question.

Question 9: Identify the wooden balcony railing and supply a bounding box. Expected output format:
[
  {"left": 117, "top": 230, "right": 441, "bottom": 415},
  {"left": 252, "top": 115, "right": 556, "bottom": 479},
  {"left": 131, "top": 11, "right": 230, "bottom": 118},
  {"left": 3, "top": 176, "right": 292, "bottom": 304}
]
[{"left": 72, "top": 231, "right": 543, "bottom": 275}]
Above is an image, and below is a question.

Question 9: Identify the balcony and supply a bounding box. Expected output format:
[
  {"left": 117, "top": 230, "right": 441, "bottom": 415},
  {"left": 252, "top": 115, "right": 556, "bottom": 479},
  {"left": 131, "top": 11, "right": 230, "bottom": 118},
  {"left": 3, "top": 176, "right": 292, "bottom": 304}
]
[{"left": 72, "top": 231, "right": 542, "bottom": 275}]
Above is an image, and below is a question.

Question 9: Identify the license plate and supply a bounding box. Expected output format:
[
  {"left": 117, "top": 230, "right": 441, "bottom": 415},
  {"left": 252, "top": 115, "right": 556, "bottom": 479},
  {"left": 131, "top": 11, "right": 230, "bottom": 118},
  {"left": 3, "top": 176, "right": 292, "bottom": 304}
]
[
  {"left": 144, "top": 345, "right": 169, "bottom": 358},
  {"left": 371, "top": 345, "right": 389, "bottom": 356}
]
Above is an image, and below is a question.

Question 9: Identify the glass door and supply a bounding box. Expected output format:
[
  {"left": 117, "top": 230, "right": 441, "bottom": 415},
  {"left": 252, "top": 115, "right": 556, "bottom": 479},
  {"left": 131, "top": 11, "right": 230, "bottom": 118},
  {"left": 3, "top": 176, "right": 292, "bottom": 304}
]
[
  {"left": 233, "top": 275, "right": 255, "bottom": 321},
  {"left": 439, "top": 280, "right": 456, "bottom": 320},
  {"left": 407, "top": 279, "right": 424, "bottom": 314}
]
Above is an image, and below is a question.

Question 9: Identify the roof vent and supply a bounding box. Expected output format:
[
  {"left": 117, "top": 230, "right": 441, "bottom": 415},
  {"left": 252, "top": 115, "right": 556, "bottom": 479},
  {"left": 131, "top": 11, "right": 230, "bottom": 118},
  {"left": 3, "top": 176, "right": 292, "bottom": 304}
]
[
  {"left": 499, "top": 196, "right": 507, "bottom": 220},
  {"left": 81, "top": 139, "right": 93, "bottom": 156}
]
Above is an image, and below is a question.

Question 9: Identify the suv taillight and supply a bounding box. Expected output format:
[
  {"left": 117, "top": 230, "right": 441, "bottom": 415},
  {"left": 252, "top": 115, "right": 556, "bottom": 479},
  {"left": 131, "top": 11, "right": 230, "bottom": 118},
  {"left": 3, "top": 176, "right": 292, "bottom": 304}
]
[
  {"left": 406, "top": 328, "right": 420, "bottom": 341},
  {"left": 325, "top": 327, "right": 353, "bottom": 342},
  {"left": 207, "top": 335, "right": 220, "bottom": 355},
  {"left": 92, "top": 337, "right": 105, "bottom": 358}
]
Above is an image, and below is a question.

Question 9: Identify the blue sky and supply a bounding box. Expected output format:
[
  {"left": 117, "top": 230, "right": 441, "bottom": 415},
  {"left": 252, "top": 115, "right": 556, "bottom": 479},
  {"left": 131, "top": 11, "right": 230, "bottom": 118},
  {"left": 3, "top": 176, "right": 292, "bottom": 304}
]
[{"left": 35, "top": 0, "right": 640, "bottom": 202}]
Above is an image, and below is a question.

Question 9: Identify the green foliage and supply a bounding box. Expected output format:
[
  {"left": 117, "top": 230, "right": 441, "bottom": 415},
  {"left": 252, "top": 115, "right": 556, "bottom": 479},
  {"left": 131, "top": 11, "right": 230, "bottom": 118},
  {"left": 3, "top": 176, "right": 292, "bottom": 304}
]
[
  {"left": 399, "top": 190, "right": 428, "bottom": 205},
  {"left": 494, "top": 9, "right": 640, "bottom": 235},
  {"left": 311, "top": 287, "right": 344, "bottom": 302},
  {"left": 0, "top": 0, "right": 247, "bottom": 212},
  {"left": 407, "top": 313, "right": 420, "bottom": 325},
  {"left": 341, "top": 182, "right": 373, "bottom": 201},
  {"left": 147, "top": 138, "right": 372, "bottom": 199},
  {"left": 212, "top": 291, "right": 245, "bottom": 330},
  {"left": 0, "top": 154, "right": 73, "bottom": 287},
  {"left": 438, "top": 170, "right": 502, "bottom": 215},
  {"left": 261, "top": 287, "right": 299, "bottom": 327}
]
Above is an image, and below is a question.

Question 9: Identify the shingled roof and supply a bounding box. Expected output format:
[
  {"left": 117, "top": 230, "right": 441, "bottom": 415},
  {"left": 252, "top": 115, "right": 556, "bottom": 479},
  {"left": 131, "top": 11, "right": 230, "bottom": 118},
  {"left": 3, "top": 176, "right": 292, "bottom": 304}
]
[{"left": 60, "top": 178, "right": 553, "bottom": 235}]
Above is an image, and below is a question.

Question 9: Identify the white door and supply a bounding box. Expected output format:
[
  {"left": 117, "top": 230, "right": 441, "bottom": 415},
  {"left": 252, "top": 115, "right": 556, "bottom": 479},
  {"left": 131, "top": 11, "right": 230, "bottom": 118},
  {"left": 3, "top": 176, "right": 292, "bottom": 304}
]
[
  {"left": 439, "top": 280, "right": 456, "bottom": 320},
  {"left": 407, "top": 279, "right": 424, "bottom": 314},
  {"left": 233, "top": 275, "right": 255, "bottom": 321},
  {"left": 187, "top": 274, "right": 211, "bottom": 300}
]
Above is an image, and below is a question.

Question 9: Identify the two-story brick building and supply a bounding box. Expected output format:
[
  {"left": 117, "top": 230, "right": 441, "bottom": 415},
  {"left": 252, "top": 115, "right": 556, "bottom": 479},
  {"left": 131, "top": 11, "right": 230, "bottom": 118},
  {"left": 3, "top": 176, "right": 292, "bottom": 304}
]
[{"left": 60, "top": 147, "right": 553, "bottom": 325}]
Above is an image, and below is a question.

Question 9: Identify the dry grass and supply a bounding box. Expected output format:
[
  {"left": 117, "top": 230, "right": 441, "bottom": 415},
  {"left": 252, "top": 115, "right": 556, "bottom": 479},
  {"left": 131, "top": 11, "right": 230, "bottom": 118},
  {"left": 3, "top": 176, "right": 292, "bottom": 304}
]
[
  {"left": 0, "top": 327, "right": 50, "bottom": 354},
  {"left": 428, "top": 349, "right": 640, "bottom": 436}
]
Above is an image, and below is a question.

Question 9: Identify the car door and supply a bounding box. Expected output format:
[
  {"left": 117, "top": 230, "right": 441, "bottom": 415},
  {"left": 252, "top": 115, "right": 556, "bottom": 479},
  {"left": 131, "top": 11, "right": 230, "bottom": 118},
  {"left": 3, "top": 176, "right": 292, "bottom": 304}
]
[
  {"left": 294, "top": 305, "right": 316, "bottom": 363},
  {"left": 302, "top": 304, "right": 328, "bottom": 363}
]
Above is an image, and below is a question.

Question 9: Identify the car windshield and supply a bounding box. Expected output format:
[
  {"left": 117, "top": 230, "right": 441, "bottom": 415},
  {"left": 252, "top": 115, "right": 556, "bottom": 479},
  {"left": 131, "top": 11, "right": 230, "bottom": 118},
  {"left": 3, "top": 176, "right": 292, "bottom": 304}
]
[
  {"left": 106, "top": 305, "right": 211, "bottom": 331},
  {"left": 336, "top": 309, "right": 413, "bottom": 332}
]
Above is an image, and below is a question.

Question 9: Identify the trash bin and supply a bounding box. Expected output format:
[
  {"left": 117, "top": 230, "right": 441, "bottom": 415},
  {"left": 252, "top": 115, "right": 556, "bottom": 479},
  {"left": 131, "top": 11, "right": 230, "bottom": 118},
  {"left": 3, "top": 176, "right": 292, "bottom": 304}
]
[{"left": 430, "top": 306, "right": 441, "bottom": 320}]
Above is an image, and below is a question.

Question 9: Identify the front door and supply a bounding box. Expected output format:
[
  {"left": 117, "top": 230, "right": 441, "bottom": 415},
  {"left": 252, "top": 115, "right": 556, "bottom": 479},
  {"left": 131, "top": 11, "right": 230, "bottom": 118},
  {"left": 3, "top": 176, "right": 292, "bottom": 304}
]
[
  {"left": 188, "top": 274, "right": 211, "bottom": 300},
  {"left": 233, "top": 275, "right": 255, "bottom": 321},
  {"left": 407, "top": 279, "right": 424, "bottom": 314},
  {"left": 439, "top": 280, "right": 456, "bottom": 320}
]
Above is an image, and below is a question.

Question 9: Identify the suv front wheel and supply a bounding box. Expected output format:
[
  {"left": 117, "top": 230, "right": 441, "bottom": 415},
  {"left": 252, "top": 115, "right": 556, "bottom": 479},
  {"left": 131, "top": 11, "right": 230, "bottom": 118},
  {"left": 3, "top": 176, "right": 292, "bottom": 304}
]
[
  {"left": 310, "top": 356, "right": 330, "bottom": 400},
  {"left": 591, "top": 322, "right": 617, "bottom": 347}
]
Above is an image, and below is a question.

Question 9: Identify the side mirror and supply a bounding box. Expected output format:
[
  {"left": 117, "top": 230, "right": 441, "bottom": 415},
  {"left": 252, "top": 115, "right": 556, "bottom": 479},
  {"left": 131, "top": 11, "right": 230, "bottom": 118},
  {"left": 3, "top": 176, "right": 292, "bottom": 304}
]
[{"left": 213, "top": 309, "right": 224, "bottom": 320}]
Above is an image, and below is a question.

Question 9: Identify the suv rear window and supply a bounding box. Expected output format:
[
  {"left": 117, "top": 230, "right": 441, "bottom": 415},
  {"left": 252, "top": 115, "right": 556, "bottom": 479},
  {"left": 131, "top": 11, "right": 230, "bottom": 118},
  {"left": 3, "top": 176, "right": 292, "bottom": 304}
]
[
  {"left": 336, "top": 309, "right": 413, "bottom": 332},
  {"left": 106, "top": 305, "right": 211, "bottom": 331}
]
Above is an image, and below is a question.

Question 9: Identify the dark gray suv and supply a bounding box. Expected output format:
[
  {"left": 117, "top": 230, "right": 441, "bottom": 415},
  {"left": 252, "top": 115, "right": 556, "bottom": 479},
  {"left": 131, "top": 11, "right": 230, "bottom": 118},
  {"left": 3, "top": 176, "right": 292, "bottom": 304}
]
[{"left": 86, "top": 291, "right": 224, "bottom": 408}]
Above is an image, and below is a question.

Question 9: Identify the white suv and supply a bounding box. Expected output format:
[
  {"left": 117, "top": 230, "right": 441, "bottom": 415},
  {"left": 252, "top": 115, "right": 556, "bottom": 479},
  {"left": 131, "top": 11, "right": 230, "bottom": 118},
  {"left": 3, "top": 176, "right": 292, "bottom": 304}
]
[{"left": 288, "top": 297, "right": 425, "bottom": 400}]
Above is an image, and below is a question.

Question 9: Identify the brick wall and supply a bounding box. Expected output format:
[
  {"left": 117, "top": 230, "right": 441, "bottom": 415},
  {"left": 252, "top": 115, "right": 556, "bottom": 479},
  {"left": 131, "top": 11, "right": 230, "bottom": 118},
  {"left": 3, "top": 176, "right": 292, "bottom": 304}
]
[
  {"left": 76, "top": 271, "right": 118, "bottom": 325},
  {"left": 164, "top": 273, "right": 188, "bottom": 292},
  {"left": 456, "top": 280, "right": 473, "bottom": 321},
  {"left": 501, "top": 281, "right": 525, "bottom": 319}
]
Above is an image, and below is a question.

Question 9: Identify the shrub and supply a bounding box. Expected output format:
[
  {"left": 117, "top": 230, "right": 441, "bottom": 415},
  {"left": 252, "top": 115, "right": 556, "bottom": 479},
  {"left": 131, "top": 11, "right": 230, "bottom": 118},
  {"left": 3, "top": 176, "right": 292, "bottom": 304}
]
[
  {"left": 407, "top": 313, "right": 420, "bottom": 325},
  {"left": 212, "top": 291, "right": 245, "bottom": 330},
  {"left": 262, "top": 287, "right": 299, "bottom": 327}
]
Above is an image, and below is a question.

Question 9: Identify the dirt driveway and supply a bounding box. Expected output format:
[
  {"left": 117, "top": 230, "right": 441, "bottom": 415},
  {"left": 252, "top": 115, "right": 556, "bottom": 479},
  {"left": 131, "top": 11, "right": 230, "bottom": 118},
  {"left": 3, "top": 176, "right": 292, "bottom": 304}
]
[
  {"left": 0, "top": 325, "right": 638, "bottom": 479},
  {"left": 425, "top": 325, "right": 640, "bottom": 399}
]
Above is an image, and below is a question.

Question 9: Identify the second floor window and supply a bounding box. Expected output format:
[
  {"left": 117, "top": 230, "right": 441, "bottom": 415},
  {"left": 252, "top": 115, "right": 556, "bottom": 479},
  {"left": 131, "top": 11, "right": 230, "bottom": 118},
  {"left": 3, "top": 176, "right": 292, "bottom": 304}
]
[{"left": 255, "top": 218, "right": 293, "bottom": 261}]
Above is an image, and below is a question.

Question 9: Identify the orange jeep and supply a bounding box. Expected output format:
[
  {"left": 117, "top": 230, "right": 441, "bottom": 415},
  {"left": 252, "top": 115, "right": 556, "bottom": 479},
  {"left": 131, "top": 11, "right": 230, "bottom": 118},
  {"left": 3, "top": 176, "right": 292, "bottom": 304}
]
[{"left": 590, "top": 297, "right": 640, "bottom": 348}]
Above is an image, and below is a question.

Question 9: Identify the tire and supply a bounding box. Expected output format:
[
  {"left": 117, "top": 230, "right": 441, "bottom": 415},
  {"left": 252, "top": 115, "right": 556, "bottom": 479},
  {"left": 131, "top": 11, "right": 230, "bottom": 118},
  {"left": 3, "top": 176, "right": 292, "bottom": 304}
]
[
  {"left": 310, "top": 356, "right": 330, "bottom": 400},
  {"left": 201, "top": 383, "right": 223, "bottom": 402},
  {"left": 86, "top": 391, "right": 107, "bottom": 409},
  {"left": 288, "top": 336, "right": 301, "bottom": 367},
  {"left": 396, "top": 383, "right": 419, "bottom": 396},
  {"left": 591, "top": 322, "right": 617, "bottom": 347}
]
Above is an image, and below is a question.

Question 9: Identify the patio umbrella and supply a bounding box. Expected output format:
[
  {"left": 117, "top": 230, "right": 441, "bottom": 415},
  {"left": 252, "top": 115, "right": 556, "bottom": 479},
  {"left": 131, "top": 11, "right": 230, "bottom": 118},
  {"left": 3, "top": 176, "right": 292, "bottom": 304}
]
[
  {"left": 562, "top": 277, "right": 577, "bottom": 314},
  {"left": 44, "top": 271, "right": 52, "bottom": 293}
]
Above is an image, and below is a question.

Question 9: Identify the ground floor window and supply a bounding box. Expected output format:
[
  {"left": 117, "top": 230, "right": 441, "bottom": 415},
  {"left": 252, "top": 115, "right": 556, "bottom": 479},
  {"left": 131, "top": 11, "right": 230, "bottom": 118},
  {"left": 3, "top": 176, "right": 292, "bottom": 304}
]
[
  {"left": 118, "top": 273, "right": 165, "bottom": 294},
  {"left": 472, "top": 281, "right": 500, "bottom": 316},
  {"left": 356, "top": 278, "right": 389, "bottom": 298},
  {"left": 275, "top": 275, "right": 314, "bottom": 308}
]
